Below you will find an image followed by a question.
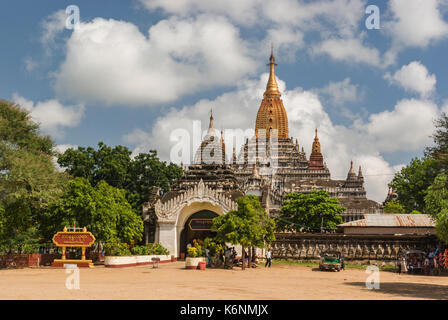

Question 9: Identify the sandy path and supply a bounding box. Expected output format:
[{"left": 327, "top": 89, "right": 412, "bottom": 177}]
[{"left": 0, "top": 262, "right": 447, "bottom": 300}]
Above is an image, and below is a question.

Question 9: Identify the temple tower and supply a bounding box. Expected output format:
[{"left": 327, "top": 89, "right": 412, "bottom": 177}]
[
  {"left": 308, "top": 129, "right": 325, "bottom": 170},
  {"left": 255, "top": 50, "right": 289, "bottom": 139}
]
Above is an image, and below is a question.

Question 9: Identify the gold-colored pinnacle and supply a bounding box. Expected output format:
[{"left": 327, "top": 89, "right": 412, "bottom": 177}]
[
  {"left": 264, "top": 47, "right": 281, "bottom": 97},
  {"left": 312, "top": 128, "right": 321, "bottom": 153}
]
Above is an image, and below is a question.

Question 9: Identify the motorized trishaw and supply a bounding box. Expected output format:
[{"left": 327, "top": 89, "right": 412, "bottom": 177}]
[{"left": 319, "top": 251, "right": 342, "bottom": 271}]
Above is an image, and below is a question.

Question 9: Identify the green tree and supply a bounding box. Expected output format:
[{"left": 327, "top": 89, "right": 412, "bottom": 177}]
[
  {"left": 0, "top": 100, "right": 68, "bottom": 249},
  {"left": 425, "top": 112, "right": 448, "bottom": 169},
  {"left": 277, "top": 191, "right": 344, "bottom": 233},
  {"left": 212, "top": 195, "right": 275, "bottom": 270},
  {"left": 425, "top": 173, "right": 448, "bottom": 244},
  {"left": 42, "top": 178, "right": 143, "bottom": 246},
  {"left": 388, "top": 157, "right": 439, "bottom": 213},
  {"left": 57, "top": 144, "right": 182, "bottom": 219},
  {"left": 384, "top": 200, "right": 406, "bottom": 213}
]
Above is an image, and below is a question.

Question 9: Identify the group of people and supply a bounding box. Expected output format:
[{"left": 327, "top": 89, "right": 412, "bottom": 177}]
[
  {"left": 397, "top": 248, "right": 448, "bottom": 275},
  {"left": 202, "top": 245, "right": 272, "bottom": 269}
]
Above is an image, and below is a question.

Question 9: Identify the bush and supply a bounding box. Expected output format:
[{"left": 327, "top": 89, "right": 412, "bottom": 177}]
[
  {"left": 131, "top": 245, "right": 147, "bottom": 255},
  {"left": 104, "top": 238, "right": 132, "bottom": 256},
  {"left": 204, "top": 237, "right": 224, "bottom": 256},
  {"left": 187, "top": 247, "right": 198, "bottom": 258},
  {"left": 152, "top": 243, "right": 169, "bottom": 255}
]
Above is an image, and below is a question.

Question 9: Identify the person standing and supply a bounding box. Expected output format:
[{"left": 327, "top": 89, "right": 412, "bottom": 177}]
[
  {"left": 341, "top": 254, "right": 345, "bottom": 271},
  {"left": 400, "top": 257, "right": 408, "bottom": 274},
  {"left": 265, "top": 249, "right": 272, "bottom": 268}
]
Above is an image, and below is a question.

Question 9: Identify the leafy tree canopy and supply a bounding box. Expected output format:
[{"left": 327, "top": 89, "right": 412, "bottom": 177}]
[
  {"left": 277, "top": 190, "right": 344, "bottom": 233},
  {"left": 212, "top": 195, "right": 276, "bottom": 270},
  {"left": 0, "top": 100, "right": 68, "bottom": 247},
  {"left": 425, "top": 173, "right": 448, "bottom": 244},
  {"left": 57, "top": 143, "right": 182, "bottom": 215},
  {"left": 41, "top": 177, "right": 143, "bottom": 245},
  {"left": 425, "top": 112, "right": 448, "bottom": 169},
  {"left": 388, "top": 157, "right": 439, "bottom": 213},
  {"left": 384, "top": 200, "right": 405, "bottom": 214}
]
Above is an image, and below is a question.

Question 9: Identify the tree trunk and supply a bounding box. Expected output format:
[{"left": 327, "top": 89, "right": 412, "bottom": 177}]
[
  {"left": 241, "top": 246, "right": 245, "bottom": 270},
  {"left": 248, "top": 246, "right": 252, "bottom": 269}
]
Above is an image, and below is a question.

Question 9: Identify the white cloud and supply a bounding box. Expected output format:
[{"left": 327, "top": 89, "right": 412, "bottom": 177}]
[
  {"left": 11, "top": 94, "right": 85, "bottom": 139},
  {"left": 123, "top": 73, "right": 443, "bottom": 202},
  {"left": 40, "top": 10, "right": 67, "bottom": 54},
  {"left": 384, "top": 61, "right": 436, "bottom": 98},
  {"left": 358, "top": 98, "right": 439, "bottom": 153},
  {"left": 311, "top": 36, "right": 382, "bottom": 66},
  {"left": 140, "top": 0, "right": 380, "bottom": 68},
  {"left": 53, "top": 144, "right": 78, "bottom": 154},
  {"left": 386, "top": 0, "right": 448, "bottom": 48},
  {"left": 53, "top": 15, "right": 256, "bottom": 106},
  {"left": 318, "top": 78, "right": 362, "bottom": 106}
]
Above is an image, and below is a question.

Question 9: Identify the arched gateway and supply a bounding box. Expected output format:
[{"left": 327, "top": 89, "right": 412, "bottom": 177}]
[{"left": 143, "top": 179, "right": 238, "bottom": 257}]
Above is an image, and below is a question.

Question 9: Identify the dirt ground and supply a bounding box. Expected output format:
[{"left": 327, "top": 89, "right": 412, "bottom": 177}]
[{"left": 0, "top": 262, "right": 447, "bottom": 300}]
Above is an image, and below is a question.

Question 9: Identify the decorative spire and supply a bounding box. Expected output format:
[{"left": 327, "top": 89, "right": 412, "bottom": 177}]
[
  {"left": 264, "top": 46, "right": 281, "bottom": 97},
  {"left": 232, "top": 145, "right": 237, "bottom": 164},
  {"left": 308, "top": 128, "right": 324, "bottom": 170},
  {"left": 252, "top": 163, "right": 260, "bottom": 179},
  {"left": 346, "top": 160, "right": 357, "bottom": 180},
  {"left": 349, "top": 161, "right": 355, "bottom": 174},
  {"left": 358, "top": 165, "right": 363, "bottom": 178},
  {"left": 209, "top": 109, "right": 214, "bottom": 129},
  {"left": 312, "top": 128, "right": 321, "bottom": 153}
]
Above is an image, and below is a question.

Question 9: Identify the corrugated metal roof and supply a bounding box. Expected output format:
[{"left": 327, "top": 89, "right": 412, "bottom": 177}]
[{"left": 339, "top": 214, "right": 435, "bottom": 228}]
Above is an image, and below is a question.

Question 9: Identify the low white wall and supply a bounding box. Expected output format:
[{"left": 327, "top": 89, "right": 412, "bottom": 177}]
[{"left": 105, "top": 255, "right": 173, "bottom": 267}]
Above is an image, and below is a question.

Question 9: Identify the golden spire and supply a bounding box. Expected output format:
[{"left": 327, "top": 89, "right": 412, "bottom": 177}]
[
  {"left": 311, "top": 128, "right": 321, "bottom": 153},
  {"left": 264, "top": 46, "right": 281, "bottom": 97}
]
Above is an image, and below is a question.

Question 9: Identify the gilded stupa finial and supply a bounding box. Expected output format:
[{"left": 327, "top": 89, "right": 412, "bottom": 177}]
[
  {"left": 311, "top": 128, "right": 321, "bottom": 153},
  {"left": 264, "top": 46, "right": 281, "bottom": 97}
]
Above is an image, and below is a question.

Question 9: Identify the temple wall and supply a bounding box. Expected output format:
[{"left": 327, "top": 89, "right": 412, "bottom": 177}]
[{"left": 271, "top": 233, "right": 441, "bottom": 262}]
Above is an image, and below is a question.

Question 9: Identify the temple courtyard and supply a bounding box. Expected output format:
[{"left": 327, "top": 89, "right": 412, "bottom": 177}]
[{"left": 0, "top": 262, "right": 447, "bottom": 300}]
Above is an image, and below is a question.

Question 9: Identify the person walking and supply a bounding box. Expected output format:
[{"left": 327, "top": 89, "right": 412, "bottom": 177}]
[
  {"left": 265, "top": 249, "right": 272, "bottom": 268},
  {"left": 341, "top": 254, "right": 345, "bottom": 271}
]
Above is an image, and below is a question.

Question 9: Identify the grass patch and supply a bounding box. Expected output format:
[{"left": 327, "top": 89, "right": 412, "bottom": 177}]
[{"left": 271, "top": 259, "right": 396, "bottom": 271}]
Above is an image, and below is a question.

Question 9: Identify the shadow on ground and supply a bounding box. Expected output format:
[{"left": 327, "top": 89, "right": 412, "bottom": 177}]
[{"left": 344, "top": 281, "right": 448, "bottom": 299}]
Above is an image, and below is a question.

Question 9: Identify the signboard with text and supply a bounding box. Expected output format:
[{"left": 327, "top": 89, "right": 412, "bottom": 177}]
[
  {"left": 188, "top": 219, "right": 214, "bottom": 231},
  {"left": 52, "top": 232, "right": 96, "bottom": 247}
]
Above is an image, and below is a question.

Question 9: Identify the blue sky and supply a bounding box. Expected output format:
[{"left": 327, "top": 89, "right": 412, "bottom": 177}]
[{"left": 1, "top": 0, "right": 448, "bottom": 202}]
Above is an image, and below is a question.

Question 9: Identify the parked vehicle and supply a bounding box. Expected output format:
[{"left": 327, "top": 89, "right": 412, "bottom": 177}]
[
  {"left": 319, "top": 251, "right": 342, "bottom": 271},
  {"left": 404, "top": 250, "right": 426, "bottom": 274}
]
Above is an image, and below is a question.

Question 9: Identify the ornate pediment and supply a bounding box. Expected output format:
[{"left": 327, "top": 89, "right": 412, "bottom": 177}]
[{"left": 154, "top": 179, "right": 237, "bottom": 224}]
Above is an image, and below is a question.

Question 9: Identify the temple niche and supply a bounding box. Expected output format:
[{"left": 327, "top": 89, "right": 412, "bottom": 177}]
[{"left": 142, "top": 51, "right": 382, "bottom": 256}]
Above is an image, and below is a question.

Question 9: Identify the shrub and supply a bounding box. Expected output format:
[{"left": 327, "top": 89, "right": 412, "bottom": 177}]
[
  {"left": 204, "top": 238, "right": 224, "bottom": 256},
  {"left": 152, "top": 243, "right": 169, "bottom": 255},
  {"left": 104, "top": 238, "right": 132, "bottom": 256},
  {"left": 187, "top": 247, "right": 198, "bottom": 257},
  {"left": 131, "top": 245, "right": 147, "bottom": 255}
]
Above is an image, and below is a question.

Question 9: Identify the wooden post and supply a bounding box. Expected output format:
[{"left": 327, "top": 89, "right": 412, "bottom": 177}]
[{"left": 62, "top": 246, "right": 66, "bottom": 260}]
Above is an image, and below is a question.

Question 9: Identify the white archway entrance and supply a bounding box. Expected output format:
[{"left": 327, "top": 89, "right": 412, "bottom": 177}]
[{"left": 153, "top": 180, "right": 237, "bottom": 257}]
